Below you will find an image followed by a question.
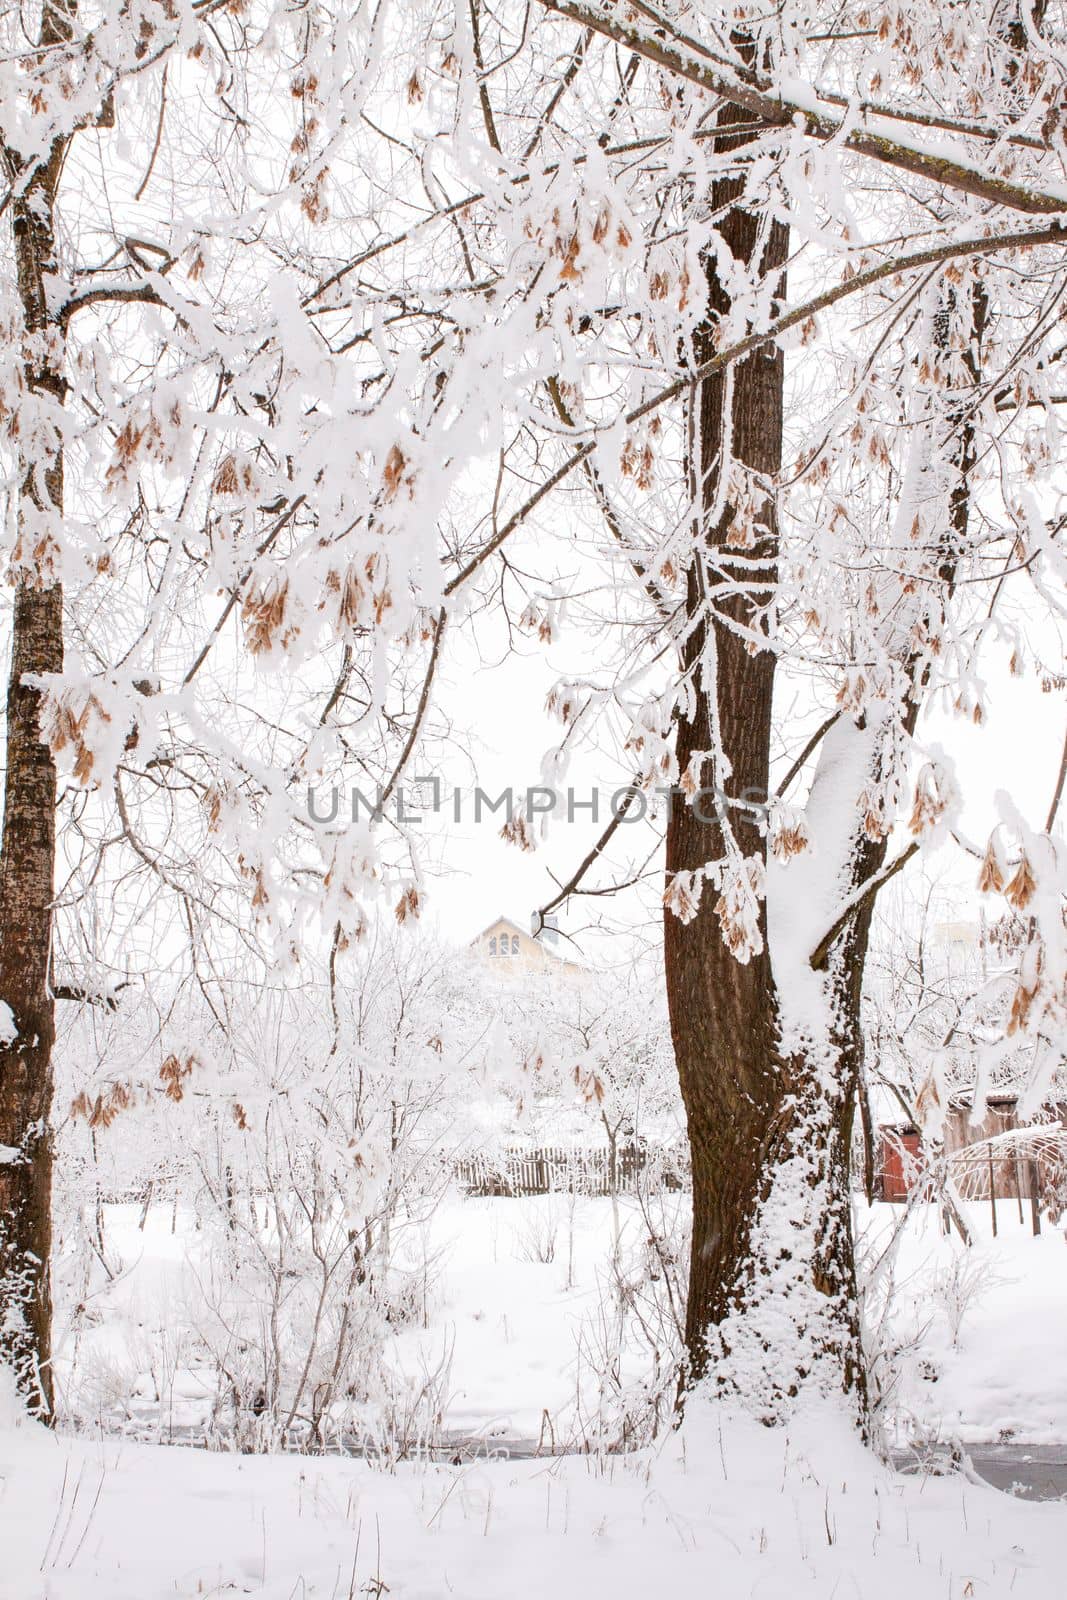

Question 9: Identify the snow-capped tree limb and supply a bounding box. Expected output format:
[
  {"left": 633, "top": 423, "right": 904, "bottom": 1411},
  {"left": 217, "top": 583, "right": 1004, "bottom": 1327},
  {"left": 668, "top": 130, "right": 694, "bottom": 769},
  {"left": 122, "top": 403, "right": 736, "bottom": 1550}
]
[
  {"left": 535, "top": 0, "right": 1067, "bottom": 215},
  {"left": 445, "top": 220, "right": 1067, "bottom": 597},
  {"left": 51, "top": 981, "right": 130, "bottom": 1010}
]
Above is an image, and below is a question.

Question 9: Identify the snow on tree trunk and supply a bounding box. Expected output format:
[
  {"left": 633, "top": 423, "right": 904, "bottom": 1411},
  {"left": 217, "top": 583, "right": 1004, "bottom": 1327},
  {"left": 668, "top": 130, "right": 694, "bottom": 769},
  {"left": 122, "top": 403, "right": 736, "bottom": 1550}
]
[
  {"left": 662, "top": 84, "right": 871, "bottom": 1421},
  {"left": 0, "top": 0, "right": 69, "bottom": 1417}
]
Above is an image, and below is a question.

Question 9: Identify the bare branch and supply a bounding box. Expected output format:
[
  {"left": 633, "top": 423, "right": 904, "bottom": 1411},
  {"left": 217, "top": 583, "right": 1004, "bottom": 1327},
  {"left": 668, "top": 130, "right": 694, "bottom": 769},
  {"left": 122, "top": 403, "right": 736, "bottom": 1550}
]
[
  {"left": 379, "top": 607, "right": 447, "bottom": 809},
  {"left": 134, "top": 63, "right": 169, "bottom": 203},
  {"left": 545, "top": 375, "right": 673, "bottom": 623},
  {"left": 775, "top": 712, "right": 841, "bottom": 800},
  {"left": 1046, "top": 722, "right": 1067, "bottom": 834},
  {"left": 182, "top": 496, "right": 306, "bottom": 687},
  {"left": 533, "top": 781, "right": 643, "bottom": 933},
  {"left": 809, "top": 841, "right": 919, "bottom": 972}
]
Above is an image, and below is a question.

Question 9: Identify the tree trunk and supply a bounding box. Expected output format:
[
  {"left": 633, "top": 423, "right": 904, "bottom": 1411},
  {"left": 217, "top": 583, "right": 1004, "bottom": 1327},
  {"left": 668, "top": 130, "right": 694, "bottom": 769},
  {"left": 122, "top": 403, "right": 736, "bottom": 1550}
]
[
  {"left": 0, "top": 584, "right": 63, "bottom": 1416},
  {"left": 663, "top": 85, "right": 992, "bottom": 1416},
  {"left": 663, "top": 90, "right": 868, "bottom": 1418},
  {"left": 0, "top": 0, "right": 70, "bottom": 1415}
]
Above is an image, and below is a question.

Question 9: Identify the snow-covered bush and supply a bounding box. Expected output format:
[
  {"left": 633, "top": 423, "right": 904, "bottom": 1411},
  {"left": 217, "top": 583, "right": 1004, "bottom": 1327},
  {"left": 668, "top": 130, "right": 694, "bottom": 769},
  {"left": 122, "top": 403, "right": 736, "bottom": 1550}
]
[{"left": 52, "top": 931, "right": 483, "bottom": 1452}]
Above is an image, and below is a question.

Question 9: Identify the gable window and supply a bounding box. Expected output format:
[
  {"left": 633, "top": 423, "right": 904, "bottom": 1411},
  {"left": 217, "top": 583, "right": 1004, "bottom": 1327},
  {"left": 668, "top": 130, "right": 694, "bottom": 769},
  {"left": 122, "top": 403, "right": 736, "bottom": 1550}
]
[
  {"left": 488, "top": 936, "right": 497, "bottom": 956},
  {"left": 511, "top": 936, "right": 519, "bottom": 954}
]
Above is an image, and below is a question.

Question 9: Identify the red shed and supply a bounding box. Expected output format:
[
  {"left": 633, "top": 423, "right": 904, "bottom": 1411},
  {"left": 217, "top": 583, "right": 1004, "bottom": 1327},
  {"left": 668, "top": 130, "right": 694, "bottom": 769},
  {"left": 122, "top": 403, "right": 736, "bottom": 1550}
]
[{"left": 879, "top": 1124, "right": 923, "bottom": 1202}]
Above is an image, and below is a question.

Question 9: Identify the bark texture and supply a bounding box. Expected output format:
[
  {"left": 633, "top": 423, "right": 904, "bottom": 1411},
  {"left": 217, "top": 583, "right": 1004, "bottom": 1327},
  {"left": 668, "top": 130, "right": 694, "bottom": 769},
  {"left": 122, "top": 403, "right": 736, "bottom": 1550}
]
[
  {"left": 0, "top": 0, "right": 70, "bottom": 1415},
  {"left": 0, "top": 585, "right": 62, "bottom": 1416},
  {"left": 663, "top": 94, "right": 867, "bottom": 1416},
  {"left": 663, "top": 105, "right": 989, "bottom": 1416}
]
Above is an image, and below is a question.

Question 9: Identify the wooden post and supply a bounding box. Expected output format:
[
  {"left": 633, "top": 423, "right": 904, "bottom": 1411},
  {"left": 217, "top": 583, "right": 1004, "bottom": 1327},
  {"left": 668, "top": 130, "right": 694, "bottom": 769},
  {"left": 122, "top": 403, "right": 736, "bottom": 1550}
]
[
  {"left": 1029, "top": 1159, "right": 1042, "bottom": 1237},
  {"left": 987, "top": 1145, "right": 998, "bottom": 1238}
]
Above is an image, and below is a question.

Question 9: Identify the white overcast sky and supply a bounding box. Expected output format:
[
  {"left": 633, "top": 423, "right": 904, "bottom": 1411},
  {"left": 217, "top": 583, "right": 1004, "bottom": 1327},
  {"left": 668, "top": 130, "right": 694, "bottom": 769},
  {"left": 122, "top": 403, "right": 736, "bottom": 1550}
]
[{"left": 415, "top": 605, "right": 1065, "bottom": 959}]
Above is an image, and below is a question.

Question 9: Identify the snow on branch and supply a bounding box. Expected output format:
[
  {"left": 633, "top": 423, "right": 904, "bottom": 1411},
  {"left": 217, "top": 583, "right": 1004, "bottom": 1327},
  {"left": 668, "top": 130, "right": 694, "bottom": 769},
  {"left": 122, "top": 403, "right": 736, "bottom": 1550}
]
[
  {"left": 535, "top": 1, "right": 1067, "bottom": 215},
  {"left": 445, "top": 220, "right": 1067, "bottom": 595}
]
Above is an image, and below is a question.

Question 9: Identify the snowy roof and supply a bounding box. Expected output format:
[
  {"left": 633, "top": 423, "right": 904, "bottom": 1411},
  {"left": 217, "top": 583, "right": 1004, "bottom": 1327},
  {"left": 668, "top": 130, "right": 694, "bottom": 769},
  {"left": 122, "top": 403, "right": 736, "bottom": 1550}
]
[{"left": 471, "top": 914, "right": 530, "bottom": 943}]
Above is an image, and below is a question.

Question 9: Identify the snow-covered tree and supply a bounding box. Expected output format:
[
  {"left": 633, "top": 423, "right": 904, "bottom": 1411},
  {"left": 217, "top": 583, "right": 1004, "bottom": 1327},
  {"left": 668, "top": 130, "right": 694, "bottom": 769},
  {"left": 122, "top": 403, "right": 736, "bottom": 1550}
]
[{"left": 2, "top": 0, "right": 1065, "bottom": 1433}]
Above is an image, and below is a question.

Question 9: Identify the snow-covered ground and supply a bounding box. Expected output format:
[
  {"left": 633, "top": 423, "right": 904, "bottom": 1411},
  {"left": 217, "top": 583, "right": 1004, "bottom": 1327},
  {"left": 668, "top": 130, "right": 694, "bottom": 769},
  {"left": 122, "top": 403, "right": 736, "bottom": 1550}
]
[
  {"left": 400, "top": 1195, "right": 1067, "bottom": 1449},
  {"left": 861, "top": 1202, "right": 1067, "bottom": 1449},
  {"left": 3, "top": 1190, "right": 1063, "bottom": 1598},
  {"left": 53, "top": 1192, "right": 1067, "bottom": 1450},
  {"left": 5, "top": 1375, "right": 1067, "bottom": 1600}
]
